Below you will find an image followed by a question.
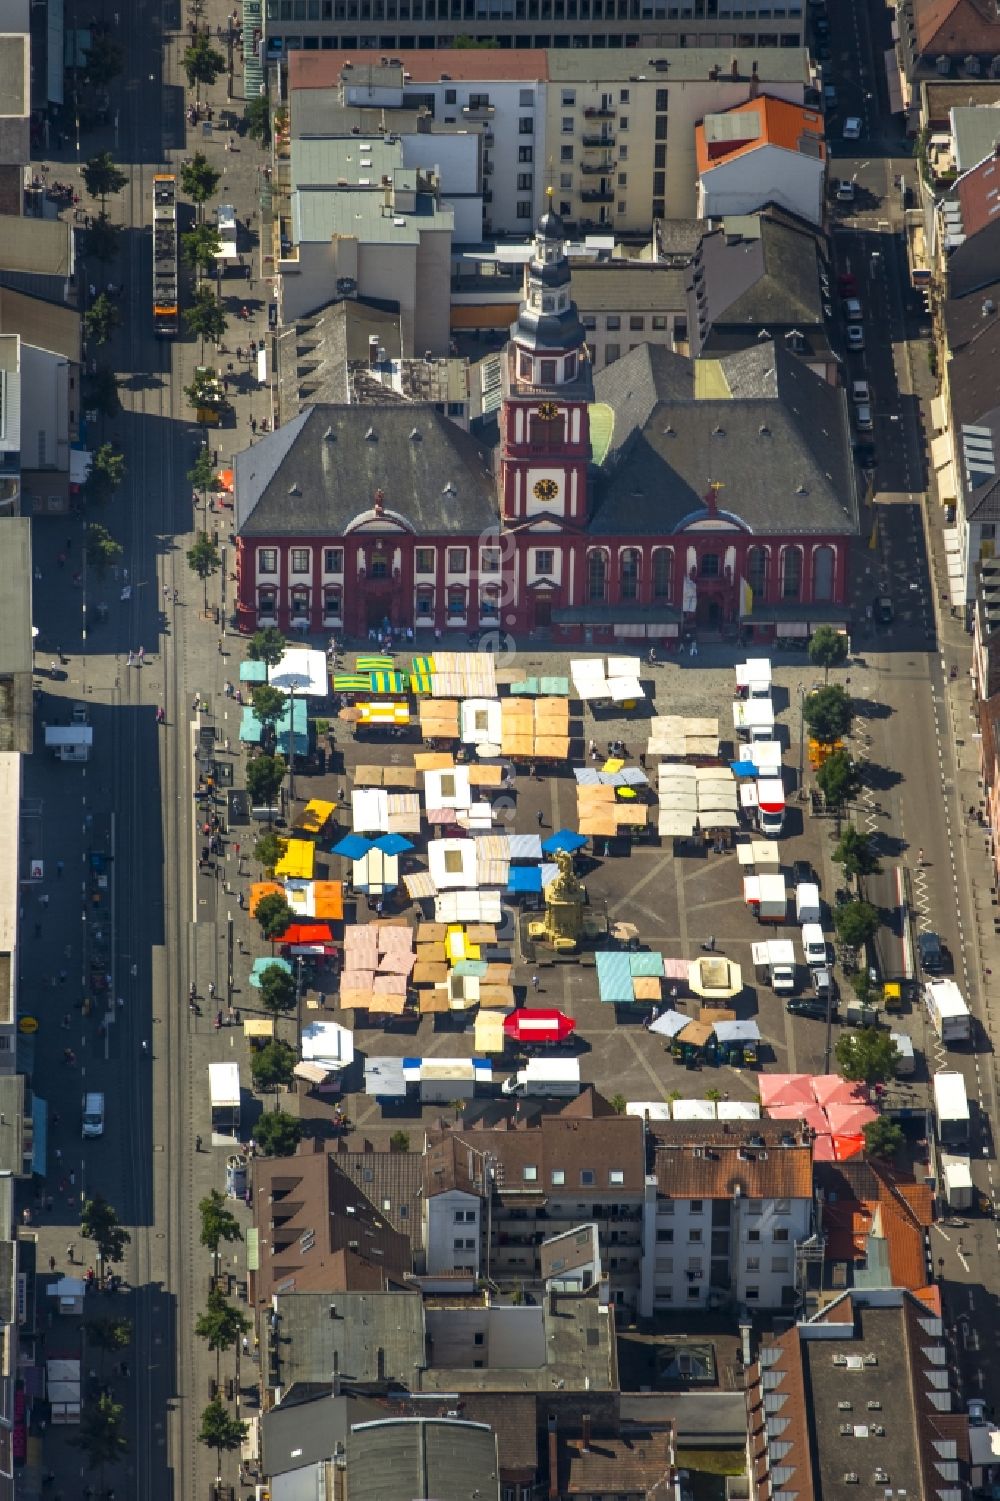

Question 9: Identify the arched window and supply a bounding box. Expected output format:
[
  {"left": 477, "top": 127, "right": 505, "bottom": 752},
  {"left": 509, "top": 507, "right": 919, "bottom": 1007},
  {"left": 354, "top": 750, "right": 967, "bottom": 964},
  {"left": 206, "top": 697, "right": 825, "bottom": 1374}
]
[
  {"left": 812, "top": 545, "right": 835, "bottom": 602},
  {"left": 290, "top": 585, "right": 310, "bottom": 622},
  {"left": 747, "top": 546, "right": 768, "bottom": 597},
  {"left": 257, "top": 585, "right": 277, "bottom": 622},
  {"left": 415, "top": 585, "right": 434, "bottom": 619},
  {"left": 652, "top": 548, "right": 673, "bottom": 601},
  {"left": 447, "top": 583, "right": 467, "bottom": 619},
  {"left": 781, "top": 547, "right": 803, "bottom": 601},
  {"left": 587, "top": 549, "right": 608, "bottom": 603},
  {"left": 479, "top": 584, "right": 499, "bottom": 620},
  {"left": 620, "top": 547, "right": 641, "bottom": 601},
  {"left": 323, "top": 585, "right": 342, "bottom": 622},
  {"left": 518, "top": 351, "right": 532, "bottom": 381}
]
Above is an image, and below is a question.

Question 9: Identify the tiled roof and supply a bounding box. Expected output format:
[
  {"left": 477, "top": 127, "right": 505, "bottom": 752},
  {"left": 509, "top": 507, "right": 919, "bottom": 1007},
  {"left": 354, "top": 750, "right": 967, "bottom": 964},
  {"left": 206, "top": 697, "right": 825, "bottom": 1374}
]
[
  {"left": 817, "top": 1161, "right": 932, "bottom": 1291},
  {"left": 251, "top": 1142, "right": 414, "bottom": 1306},
  {"left": 289, "top": 49, "right": 549, "bottom": 87},
  {"left": 334, "top": 1147, "right": 425, "bottom": 1250},
  {"left": 913, "top": 0, "right": 1000, "bottom": 56},
  {"left": 460, "top": 1393, "right": 539, "bottom": 1479},
  {"left": 557, "top": 1427, "right": 675, "bottom": 1498},
  {"left": 429, "top": 1110, "right": 646, "bottom": 1196},
  {"left": 696, "top": 95, "right": 826, "bottom": 175},
  {"left": 654, "top": 1139, "right": 813, "bottom": 1199},
  {"left": 423, "top": 1133, "right": 489, "bottom": 1199},
  {"left": 956, "top": 148, "right": 1000, "bottom": 240}
]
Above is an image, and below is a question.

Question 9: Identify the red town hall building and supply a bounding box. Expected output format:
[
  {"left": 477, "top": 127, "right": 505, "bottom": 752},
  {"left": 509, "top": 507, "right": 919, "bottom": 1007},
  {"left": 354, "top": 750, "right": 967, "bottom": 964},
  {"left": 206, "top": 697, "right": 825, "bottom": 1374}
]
[{"left": 235, "top": 207, "right": 858, "bottom": 643}]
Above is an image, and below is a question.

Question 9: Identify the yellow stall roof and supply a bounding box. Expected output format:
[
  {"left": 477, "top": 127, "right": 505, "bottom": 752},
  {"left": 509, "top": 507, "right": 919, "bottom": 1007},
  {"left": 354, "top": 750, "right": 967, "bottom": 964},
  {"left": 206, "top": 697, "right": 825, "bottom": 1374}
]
[
  {"left": 274, "top": 839, "right": 316, "bottom": 880},
  {"left": 295, "top": 799, "right": 336, "bottom": 835}
]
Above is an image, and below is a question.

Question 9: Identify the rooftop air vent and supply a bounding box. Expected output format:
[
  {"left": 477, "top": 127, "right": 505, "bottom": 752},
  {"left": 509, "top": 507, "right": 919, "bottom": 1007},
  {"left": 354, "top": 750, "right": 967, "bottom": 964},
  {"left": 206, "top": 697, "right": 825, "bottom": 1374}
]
[
  {"left": 712, "top": 425, "right": 725, "bottom": 436},
  {"left": 366, "top": 427, "right": 376, "bottom": 440},
  {"left": 410, "top": 427, "right": 422, "bottom": 440},
  {"left": 288, "top": 483, "right": 301, "bottom": 495}
]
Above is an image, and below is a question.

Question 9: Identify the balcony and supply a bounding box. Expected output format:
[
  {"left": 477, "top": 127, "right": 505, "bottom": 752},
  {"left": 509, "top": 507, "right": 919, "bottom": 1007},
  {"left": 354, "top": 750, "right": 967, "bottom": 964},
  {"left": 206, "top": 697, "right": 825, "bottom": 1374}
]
[
  {"left": 463, "top": 102, "right": 496, "bottom": 118},
  {"left": 582, "top": 132, "right": 615, "bottom": 147},
  {"left": 584, "top": 105, "right": 615, "bottom": 118},
  {"left": 582, "top": 188, "right": 614, "bottom": 203},
  {"left": 580, "top": 159, "right": 612, "bottom": 174}
]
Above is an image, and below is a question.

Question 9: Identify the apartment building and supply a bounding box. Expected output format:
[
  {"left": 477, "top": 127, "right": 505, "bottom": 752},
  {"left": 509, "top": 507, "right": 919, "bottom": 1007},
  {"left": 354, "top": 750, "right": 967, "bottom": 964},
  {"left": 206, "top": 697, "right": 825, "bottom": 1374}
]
[
  {"left": 423, "top": 1091, "right": 647, "bottom": 1311},
  {"left": 639, "top": 1121, "right": 815, "bottom": 1316},
  {"left": 289, "top": 51, "right": 548, "bottom": 234},
  {"left": 263, "top": 0, "right": 805, "bottom": 61},
  {"left": 573, "top": 263, "right": 688, "bottom": 367},
  {"left": 543, "top": 50, "right": 811, "bottom": 224},
  {"left": 695, "top": 95, "right": 825, "bottom": 225},
  {"left": 746, "top": 1290, "right": 970, "bottom": 1501}
]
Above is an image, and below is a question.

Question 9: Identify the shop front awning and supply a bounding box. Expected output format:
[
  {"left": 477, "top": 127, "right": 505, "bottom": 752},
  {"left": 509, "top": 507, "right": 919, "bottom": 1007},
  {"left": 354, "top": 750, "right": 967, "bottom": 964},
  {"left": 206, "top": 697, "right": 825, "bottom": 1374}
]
[
  {"left": 930, "top": 395, "right": 948, "bottom": 433},
  {"left": 931, "top": 432, "right": 954, "bottom": 471},
  {"left": 884, "top": 47, "right": 904, "bottom": 113},
  {"left": 936, "top": 460, "right": 958, "bottom": 502}
]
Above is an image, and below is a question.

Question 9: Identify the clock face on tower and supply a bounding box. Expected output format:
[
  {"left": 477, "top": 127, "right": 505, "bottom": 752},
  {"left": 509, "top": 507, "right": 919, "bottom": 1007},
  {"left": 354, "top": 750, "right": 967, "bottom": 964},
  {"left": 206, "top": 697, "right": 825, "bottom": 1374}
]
[
  {"left": 536, "top": 401, "right": 560, "bottom": 421},
  {"left": 533, "top": 477, "right": 559, "bottom": 501}
]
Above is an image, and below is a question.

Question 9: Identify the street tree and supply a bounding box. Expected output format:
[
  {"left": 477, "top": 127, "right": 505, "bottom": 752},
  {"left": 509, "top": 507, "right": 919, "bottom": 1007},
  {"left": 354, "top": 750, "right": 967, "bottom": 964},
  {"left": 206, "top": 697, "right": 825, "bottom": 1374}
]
[
  {"left": 184, "top": 284, "right": 228, "bottom": 358},
  {"left": 85, "top": 1316, "right": 132, "bottom": 1375},
  {"left": 259, "top": 963, "right": 297, "bottom": 1016},
  {"left": 816, "top": 748, "right": 862, "bottom": 830},
  {"left": 187, "top": 445, "right": 219, "bottom": 503},
  {"left": 833, "top": 828, "right": 881, "bottom": 890},
  {"left": 195, "top": 1286, "right": 251, "bottom": 1382},
  {"left": 83, "top": 292, "right": 121, "bottom": 348},
  {"left": 182, "top": 222, "right": 222, "bottom": 282},
  {"left": 82, "top": 152, "right": 128, "bottom": 214},
  {"left": 83, "top": 365, "right": 119, "bottom": 419},
  {"left": 187, "top": 532, "right": 221, "bottom": 613},
  {"left": 250, "top": 1038, "right": 296, "bottom": 1095},
  {"left": 254, "top": 832, "right": 284, "bottom": 873},
  {"left": 803, "top": 684, "right": 853, "bottom": 745},
  {"left": 198, "top": 1188, "right": 243, "bottom": 1278},
  {"left": 73, "top": 1392, "right": 128, "bottom": 1475},
  {"left": 246, "top": 755, "right": 287, "bottom": 813},
  {"left": 244, "top": 94, "right": 272, "bottom": 145},
  {"left": 248, "top": 626, "right": 287, "bottom": 668},
  {"left": 198, "top": 1396, "right": 247, "bottom": 1474},
  {"left": 808, "top": 625, "right": 850, "bottom": 683},
  {"left": 252, "top": 684, "right": 287, "bottom": 731},
  {"left": 833, "top": 899, "right": 879, "bottom": 953},
  {"left": 609, "top": 1093, "right": 627, "bottom": 1115},
  {"left": 182, "top": 33, "right": 227, "bottom": 102},
  {"left": 184, "top": 365, "right": 225, "bottom": 418},
  {"left": 85, "top": 442, "right": 126, "bottom": 505},
  {"left": 85, "top": 523, "right": 123, "bottom": 572},
  {"left": 181, "top": 152, "right": 222, "bottom": 221},
  {"left": 835, "top": 1027, "right": 899, "bottom": 1087},
  {"left": 863, "top": 1116, "right": 904, "bottom": 1159},
  {"left": 389, "top": 1130, "right": 410, "bottom": 1152},
  {"left": 254, "top": 890, "right": 294, "bottom": 943},
  {"left": 85, "top": 214, "right": 122, "bottom": 264},
  {"left": 254, "top": 1110, "right": 303, "bottom": 1155},
  {"left": 83, "top": 32, "right": 125, "bottom": 88},
  {"left": 80, "top": 1194, "right": 131, "bottom": 1280}
]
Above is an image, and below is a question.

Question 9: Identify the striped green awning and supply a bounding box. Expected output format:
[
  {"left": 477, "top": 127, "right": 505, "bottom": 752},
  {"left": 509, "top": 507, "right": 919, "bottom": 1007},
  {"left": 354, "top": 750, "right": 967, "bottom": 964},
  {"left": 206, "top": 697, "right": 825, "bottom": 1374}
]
[
  {"left": 410, "top": 672, "right": 433, "bottom": 694},
  {"left": 369, "top": 670, "right": 407, "bottom": 694},
  {"left": 333, "top": 674, "right": 370, "bottom": 691},
  {"left": 356, "top": 655, "right": 394, "bottom": 670},
  {"left": 411, "top": 656, "right": 435, "bottom": 674}
]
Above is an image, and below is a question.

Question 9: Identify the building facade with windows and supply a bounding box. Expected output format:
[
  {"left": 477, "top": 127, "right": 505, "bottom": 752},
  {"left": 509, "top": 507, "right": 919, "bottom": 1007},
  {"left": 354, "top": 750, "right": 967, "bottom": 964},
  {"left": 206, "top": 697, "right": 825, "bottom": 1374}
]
[
  {"left": 639, "top": 1123, "right": 815, "bottom": 1315},
  {"left": 235, "top": 202, "right": 857, "bottom": 642},
  {"left": 262, "top": 0, "right": 805, "bottom": 63}
]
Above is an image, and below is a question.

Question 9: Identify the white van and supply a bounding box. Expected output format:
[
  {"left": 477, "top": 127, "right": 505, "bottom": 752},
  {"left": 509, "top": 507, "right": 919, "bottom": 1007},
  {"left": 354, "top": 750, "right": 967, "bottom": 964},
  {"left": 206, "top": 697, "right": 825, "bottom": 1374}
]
[
  {"left": 795, "top": 882, "right": 821, "bottom": 924},
  {"left": 801, "top": 923, "right": 827, "bottom": 967},
  {"left": 82, "top": 1092, "right": 105, "bottom": 1139}
]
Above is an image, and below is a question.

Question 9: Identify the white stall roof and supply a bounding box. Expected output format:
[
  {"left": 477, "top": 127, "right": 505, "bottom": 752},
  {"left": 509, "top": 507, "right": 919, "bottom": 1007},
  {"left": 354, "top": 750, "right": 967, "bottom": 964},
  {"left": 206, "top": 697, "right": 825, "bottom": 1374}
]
[
  {"left": 461, "top": 698, "right": 502, "bottom": 746},
  {"left": 626, "top": 1101, "right": 672, "bottom": 1120},
  {"left": 271, "top": 647, "right": 329, "bottom": 696},
  {"left": 735, "top": 659, "right": 772, "bottom": 691},
  {"left": 301, "top": 1020, "right": 354, "bottom": 1070},
  {"left": 435, "top": 889, "right": 502, "bottom": 923},
  {"left": 750, "top": 740, "right": 783, "bottom": 770},
  {"left": 365, "top": 1056, "right": 406, "bottom": 1097},
  {"left": 352, "top": 787, "right": 388, "bottom": 833},
  {"left": 428, "top": 837, "right": 478, "bottom": 890},
  {"left": 733, "top": 699, "right": 775, "bottom": 731},
  {"left": 717, "top": 1100, "right": 761, "bottom": 1119},
  {"left": 424, "top": 764, "right": 472, "bottom": 811},
  {"left": 672, "top": 1099, "right": 717, "bottom": 1120},
  {"left": 209, "top": 1062, "right": 240, "bottom": 1108}
]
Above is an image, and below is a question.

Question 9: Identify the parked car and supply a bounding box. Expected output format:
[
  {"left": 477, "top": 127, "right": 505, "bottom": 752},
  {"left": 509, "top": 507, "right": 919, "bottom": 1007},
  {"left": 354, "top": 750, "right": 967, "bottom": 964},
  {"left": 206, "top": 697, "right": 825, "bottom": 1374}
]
[
  {"left": 842, "top": 297, "right": 863, "bottom": 321},
  {"left": 851, "top": 379, "right": 870, "bottom": 403},
  {"left": 846, "top": 325, "right": 865, "bottom": 350},
  {"left": 854, "top": 402, "right": 873, "bottom": 432},
  {"left": 787, "top": 997, "right": 832, "bottom": 1020},
  {"left": 838, "top": 272, "right": 858, "bottom": 294},
  {"left": 875, "top": 595, "right": 893, "bottom": 625},
  {"left": 836, "top": 178, "right": 855, "bottom": 202},
  {"left": 843, "top": 116, "right": 862, "bottom": 138},
  {"left": 917, "top": 930, "right": 944, "bottom": 972}
]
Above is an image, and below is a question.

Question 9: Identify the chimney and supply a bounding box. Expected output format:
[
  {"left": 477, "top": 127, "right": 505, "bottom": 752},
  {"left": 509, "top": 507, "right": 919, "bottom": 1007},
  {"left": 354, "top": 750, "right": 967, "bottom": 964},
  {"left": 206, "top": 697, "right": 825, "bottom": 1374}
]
[
  {"left": 731, "top": 56, "right": 739, "bottom": 78},
  {"left": 332, "top": 1348, "right": 341, "bottom": 1396},
  {"left": 369, "top": 334, "right": 380, "bottom": 366},
  {"left": 548, "top": 1424, "right": 559, "bottom": 1501},
  {"left": 376, "top": 1345, "right": 386, "bottom": 1382},
  {"left": 582, "top": 1414, "right": 592, "bottom": 1453}
]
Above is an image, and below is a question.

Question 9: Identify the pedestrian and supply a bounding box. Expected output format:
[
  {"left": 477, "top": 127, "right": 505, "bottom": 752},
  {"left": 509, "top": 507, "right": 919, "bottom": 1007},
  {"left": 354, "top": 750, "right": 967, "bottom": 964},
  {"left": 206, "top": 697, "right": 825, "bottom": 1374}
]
[
  {"left": 116, "top": 995, "right": 124, "bottom": 1008},
  {"left": 236, "top": 344, "right": 243, "bottom": 361},
  {"left": 54, "top": 1147, "right": 62, "bottom": 1164},
  {"left": 531, "top": 974, "right": 540, "bottom": 992},
  {"left": 703, "top": 935, "right": 716, "bottom": 952},
  {"left": 48, "top": 1255, "right": 55, "bottom": 1272},
  {"left": 536, "top": 809, "right": 544, "bottom": 827},
  {"left": 242, "top": 1334, "right": 250, "bottom": 1354},
  {"left": 39, "top": 893, "right": 49, "bottom": 908},
  {"left": 126, "top": 649, "right": 134, "bottom": 668},
  {"left": 69, "top": 1169, "right": 75, "bottom": 1187},
  {"left": 66, "top": 1243, "right": 74, "bottom": 1263},
  {"left": 237, "top": 890, "right": 245, "bottom": 909},
  {"left": 56, "top": 860, "right": 63, "bottom": 877},
  {"left": 918, "top": 847, "right": 924, "bottom": 866},
  {"left": 59, "top": 968, "right": 67, "bottom": 983},
  {"left": 138, "top": 645, "right": 145, "bottom": 665},
  {"left": 250, "top": 416, "right": 257, "bottom": 435}
]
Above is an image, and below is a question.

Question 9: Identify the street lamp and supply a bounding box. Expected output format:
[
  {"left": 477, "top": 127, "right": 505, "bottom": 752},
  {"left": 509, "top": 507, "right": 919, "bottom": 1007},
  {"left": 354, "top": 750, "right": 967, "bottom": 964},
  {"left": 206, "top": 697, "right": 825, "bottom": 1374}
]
[{"left": 797, "top": 683, "right": 807, "bottom": 793}]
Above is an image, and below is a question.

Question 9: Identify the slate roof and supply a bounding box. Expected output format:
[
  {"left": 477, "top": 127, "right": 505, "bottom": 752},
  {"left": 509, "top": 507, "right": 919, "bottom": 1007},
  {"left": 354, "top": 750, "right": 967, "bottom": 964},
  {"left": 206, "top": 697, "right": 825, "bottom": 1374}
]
[
  {"left": 432, "top": 1107, "right": 646, "bottom": 1197},
  {"left": 572, "top": 264, "right": 687, "bottom": 315},
  {"left": 334, "top": 1147, "right": 425, "bottom": 1250},
  {"left": 235, "top": 404, "right": 497, "bottom": 538},
  {"left": 0, "top": 288, "right": 81, "bottom": 362},
  {"left": 347, "top": 1418, "right": 500, "bottom": 1501},
  {"left": 423, "top": 1134, "right": 489, "bottom": 1199},
  {"left": 592, "top": 340, "right": 857, "bottom": 538},
  {"left": 275, "top": 300, "right": 403, "bottom": 418},
  {"left": 460, "top": 1393, "right": 539, "bottom": 1479}
]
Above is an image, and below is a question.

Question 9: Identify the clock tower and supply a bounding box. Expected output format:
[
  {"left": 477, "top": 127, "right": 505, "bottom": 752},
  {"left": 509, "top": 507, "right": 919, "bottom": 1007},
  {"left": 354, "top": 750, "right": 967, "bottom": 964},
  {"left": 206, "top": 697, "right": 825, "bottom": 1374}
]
[{"left": 498, "top": 194, "right": 593, "bottom": 527}]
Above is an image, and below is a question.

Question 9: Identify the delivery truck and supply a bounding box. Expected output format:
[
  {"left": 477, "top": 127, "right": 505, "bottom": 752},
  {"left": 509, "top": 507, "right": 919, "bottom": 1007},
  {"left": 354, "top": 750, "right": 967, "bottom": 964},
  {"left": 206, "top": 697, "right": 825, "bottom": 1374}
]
[
  {"left": 752, "top": 939, "right": 796, "bottom": 993},
  {"left": 744, "top": 873, "right": 788, "bottom": 923},
  {"left": 925, "top": 978, "right": 972, "bottom": 1044},
  {"left": 890, "top": 1032, "right": 916, "bottom": 1076},
  {"left": 501, "top": 1057, "right": 582, "bottom": 1098},
  {"left": 933, "top": 1069, "right": 970, "bottom": 1149},
  {"left": 940, "top": 1152, "right": 974, "bottom": 1209},
  {"left": 756, "top": 777, "right": 786, "bottom": 838}
]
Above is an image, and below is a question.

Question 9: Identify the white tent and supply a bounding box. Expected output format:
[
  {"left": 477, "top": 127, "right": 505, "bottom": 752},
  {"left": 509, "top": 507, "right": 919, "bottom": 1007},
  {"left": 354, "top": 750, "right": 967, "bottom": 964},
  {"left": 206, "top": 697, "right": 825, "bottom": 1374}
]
[
  {"left": 460, "top": 698, "right": 502, "bottom": 746},
  {"left": 300, "top": 1019, "right": 354, "bottom": 1071},
  {"left": 428, "top": 837, "right": 478, "bottom": 890},
  {"left": 270, "top": 646, "right": 329, "bottom": 696},
  {"left": 352, "top": 788, "right": 388, "bottom": 833},
  {"left": 424, "top": 764, "right": 472, "bottom": 811},
  {"left": 435, "top": 889, "right": 502, "bottom": 923}
]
